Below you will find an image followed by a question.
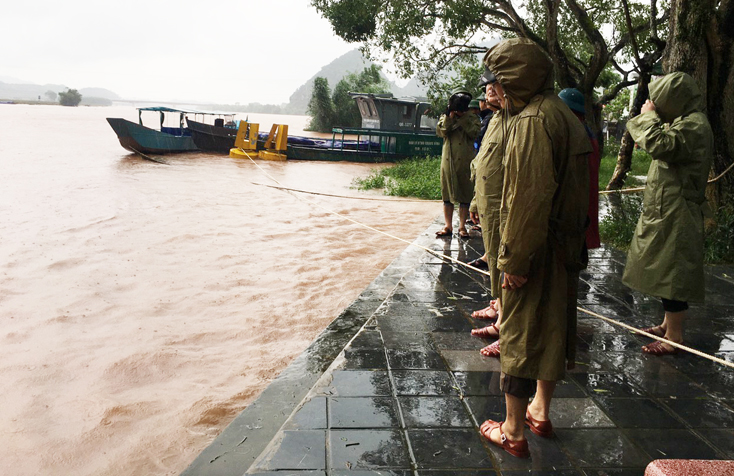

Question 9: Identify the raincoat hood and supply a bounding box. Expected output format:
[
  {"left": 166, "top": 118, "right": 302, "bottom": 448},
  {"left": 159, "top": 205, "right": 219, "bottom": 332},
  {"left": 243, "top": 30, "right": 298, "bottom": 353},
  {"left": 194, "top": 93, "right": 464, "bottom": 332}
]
[
  {"left": 483, "top": 38, "right": 554, "bottom": 106},
  {"left": 649, "top": 72, "right": 704, "bottom": 123}
]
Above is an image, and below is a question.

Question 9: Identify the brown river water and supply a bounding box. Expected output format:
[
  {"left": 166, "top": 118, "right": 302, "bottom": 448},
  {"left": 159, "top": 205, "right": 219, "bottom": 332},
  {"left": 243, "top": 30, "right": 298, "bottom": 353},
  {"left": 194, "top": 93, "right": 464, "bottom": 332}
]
[{"left": 0, "top": 105, "right": 439, "bottom": 475}]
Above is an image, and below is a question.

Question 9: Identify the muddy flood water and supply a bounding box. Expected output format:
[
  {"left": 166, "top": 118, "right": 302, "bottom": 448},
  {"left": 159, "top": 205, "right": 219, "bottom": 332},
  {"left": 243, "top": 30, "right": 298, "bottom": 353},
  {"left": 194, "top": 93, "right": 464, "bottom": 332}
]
[{"left": 0, "top": 105, "right": 439, "bottom": 475}]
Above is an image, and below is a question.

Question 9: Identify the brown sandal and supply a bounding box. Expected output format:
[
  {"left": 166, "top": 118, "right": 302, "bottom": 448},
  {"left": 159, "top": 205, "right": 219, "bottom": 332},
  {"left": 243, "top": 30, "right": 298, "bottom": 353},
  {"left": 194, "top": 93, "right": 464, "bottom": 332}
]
[
  {"left": 525, "top": 410, "right": 553, "bottom": 438},
  {"left": 642, "top": 340, "right": 680, "bottom": 356},
  {"left": 480, "top": 340, "right": 500, "bottom": 357},
  {"left": 471, "top": 301, "right": 498, "bottom": 320},
  {"left": 471, "top": 323, "right": 499, "bottom": 339},
  {"left": 640, "top": 326, "right": 666, "bottom": 338},
  {"left": 435, "top": 227, "right": 453, "bottom": 237},
  {"left": 479, "top": 419, "right": 529, "bottom": 458}
]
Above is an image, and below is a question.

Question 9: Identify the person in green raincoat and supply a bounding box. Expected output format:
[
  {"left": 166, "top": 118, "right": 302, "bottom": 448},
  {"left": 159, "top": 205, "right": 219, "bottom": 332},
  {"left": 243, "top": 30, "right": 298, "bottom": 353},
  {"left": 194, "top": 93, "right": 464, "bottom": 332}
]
[
  {"left": 468, "top": 70, "right": 512, "bottom": 356},
  {"left": 436, "top": 88, "right": 481, "bottom": 238},
  {"left": 623, "top": 72, "right": 713, "bottom": 355},
  {"left": 478, "top": 38, "right": 591, "bottom": 459}
]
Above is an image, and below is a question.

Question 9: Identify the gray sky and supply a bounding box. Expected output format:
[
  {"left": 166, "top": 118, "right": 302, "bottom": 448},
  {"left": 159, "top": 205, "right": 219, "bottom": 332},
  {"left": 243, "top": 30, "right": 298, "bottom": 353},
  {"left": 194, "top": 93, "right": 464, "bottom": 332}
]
[{"left": 1, "top": 0, "right": 360, "bottom": 104}]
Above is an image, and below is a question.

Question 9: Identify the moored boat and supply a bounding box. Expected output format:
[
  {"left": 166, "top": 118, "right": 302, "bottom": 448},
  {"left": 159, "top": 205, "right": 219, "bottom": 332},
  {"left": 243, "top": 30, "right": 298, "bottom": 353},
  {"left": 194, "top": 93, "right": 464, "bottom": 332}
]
[{"left": 107, "top": 107, "right": 236, "bottom": 154}]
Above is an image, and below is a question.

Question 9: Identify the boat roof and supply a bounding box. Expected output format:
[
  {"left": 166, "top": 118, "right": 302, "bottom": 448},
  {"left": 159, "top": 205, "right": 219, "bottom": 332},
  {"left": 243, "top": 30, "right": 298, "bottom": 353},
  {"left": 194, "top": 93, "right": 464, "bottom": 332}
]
[{"left": 137, "top": 106, "right": 233, "bottom": 115}]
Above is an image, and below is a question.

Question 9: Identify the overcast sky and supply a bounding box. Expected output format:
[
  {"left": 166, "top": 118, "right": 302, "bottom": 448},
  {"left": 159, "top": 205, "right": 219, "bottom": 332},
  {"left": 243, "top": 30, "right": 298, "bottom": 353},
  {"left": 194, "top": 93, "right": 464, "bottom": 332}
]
[{"left": 1, "top": 0, "right": 364, "bottom": 105}]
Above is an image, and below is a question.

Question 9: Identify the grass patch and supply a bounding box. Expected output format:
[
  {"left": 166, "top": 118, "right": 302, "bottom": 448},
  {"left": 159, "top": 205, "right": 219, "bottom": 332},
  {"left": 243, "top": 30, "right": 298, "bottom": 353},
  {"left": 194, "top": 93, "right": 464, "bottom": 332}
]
[
  {"left": 599, "top": 139, "right": 652, "bottom": 189},
  {"left": 599, "top": 195, "right": 642, "bottom": 251},
  {"left": 352, "top": 156, "right": 442, "bottom": 200}
]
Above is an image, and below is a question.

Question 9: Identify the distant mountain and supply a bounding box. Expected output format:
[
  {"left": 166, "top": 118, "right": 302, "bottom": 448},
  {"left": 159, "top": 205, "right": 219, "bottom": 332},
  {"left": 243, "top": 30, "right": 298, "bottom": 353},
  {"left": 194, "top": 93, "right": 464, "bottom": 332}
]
[
  {"left": 285, "top": 49, "right": 428, "bottom": 114},
  {"left": 0, "top": 81, "right": 120, "bottom": 104}
]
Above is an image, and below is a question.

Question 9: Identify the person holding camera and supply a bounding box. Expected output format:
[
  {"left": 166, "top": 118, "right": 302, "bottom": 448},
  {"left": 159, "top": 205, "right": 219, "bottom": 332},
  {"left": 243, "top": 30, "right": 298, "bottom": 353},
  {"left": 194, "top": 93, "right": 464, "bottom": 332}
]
[{"left": 436, "top": 87, "right": 481, "bottom": 238}]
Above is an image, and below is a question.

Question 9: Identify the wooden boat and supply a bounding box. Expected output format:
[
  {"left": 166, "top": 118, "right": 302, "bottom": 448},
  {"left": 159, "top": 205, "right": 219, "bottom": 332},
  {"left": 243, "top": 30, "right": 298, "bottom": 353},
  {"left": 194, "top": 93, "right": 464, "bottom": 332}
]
[
  {"left": 186, "top": 116, "right": 239, "bottom": 154},
  {"left": 107, "top": 107, "right": 235, "bottom": 154}
]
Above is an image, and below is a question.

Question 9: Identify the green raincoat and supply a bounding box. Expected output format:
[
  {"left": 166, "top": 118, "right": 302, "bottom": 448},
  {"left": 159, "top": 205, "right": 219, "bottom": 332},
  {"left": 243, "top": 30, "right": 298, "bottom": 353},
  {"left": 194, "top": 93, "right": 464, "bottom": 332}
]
[
  {"left": 485, "top": 38, "right": 591, "bottom": 381},
  {"left": 437, "top": 112, "right": 480, "bottom": 204},
  {"left": 622, "top": 72, "right": 713, "bottom": 303},
  {"left": 472, "top": 113, "right": 515, "bottom": 298}
]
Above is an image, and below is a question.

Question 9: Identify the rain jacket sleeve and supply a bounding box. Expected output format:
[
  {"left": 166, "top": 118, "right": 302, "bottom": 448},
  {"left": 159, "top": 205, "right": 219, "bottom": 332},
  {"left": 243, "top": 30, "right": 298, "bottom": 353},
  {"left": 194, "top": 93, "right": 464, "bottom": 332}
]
[
  {"left": 626, "top": 111, "right": 693, "bottom": 164},
  {"left": 497, "top": 117, "right": 558, "bottom": 276}
]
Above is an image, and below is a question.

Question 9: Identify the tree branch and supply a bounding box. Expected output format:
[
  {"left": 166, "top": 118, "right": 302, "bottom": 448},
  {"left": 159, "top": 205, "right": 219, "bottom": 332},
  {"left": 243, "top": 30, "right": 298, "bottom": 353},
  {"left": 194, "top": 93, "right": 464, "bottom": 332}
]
[
  {"left": 599, "top": 78, "right": 638, "bottom": 105},
  {"left": 622, "top": 0, "right": 643, "bottom": 64}
]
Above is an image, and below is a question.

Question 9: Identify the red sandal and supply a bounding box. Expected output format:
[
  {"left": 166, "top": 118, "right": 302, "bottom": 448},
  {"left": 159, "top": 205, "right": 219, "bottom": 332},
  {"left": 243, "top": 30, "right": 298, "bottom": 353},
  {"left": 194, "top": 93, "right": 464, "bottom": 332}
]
[
  {"left": 525, "top": 411, "right": 553, "bottom": 438},
  {"left": 642, "top": 340, "right": 681, "bottom": 356},
  {"left": 480, "top": 340, "right": 500, "bottom": 357},
  {"left": 479, "top": 419, "right": 529, "bottom": 458},
  {"left": 640, "top": 326, "right": 666, "bottom": 338},
  {"left": 471, "top": 323, "right": 499, "bottom": 339}
]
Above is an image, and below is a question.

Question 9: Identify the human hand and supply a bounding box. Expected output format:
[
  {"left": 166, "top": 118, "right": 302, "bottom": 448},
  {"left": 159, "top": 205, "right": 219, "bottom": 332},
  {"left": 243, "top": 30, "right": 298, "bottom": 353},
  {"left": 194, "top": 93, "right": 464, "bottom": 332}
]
[
  {"left": 503, "top": 273, "right": 528, "bottom": 290},
  {"left": 470, "top": 211, "right": 480, "bottom": 224},
  {"left": 641, "top": 99, "right": 656, "bottom": 114}
]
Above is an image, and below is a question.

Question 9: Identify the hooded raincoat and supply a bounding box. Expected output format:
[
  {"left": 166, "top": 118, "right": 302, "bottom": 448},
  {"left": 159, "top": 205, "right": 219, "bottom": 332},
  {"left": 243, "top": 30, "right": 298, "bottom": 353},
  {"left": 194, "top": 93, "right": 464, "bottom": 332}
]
[
  {"left": 437, "top": 112, "right": 481, "bottom": 204},
  {"left": 485, "top": 38, "right": 591, "bottom": 381},
  {"left": 622, "top": 72, "right": 713, "bottom": 303},
  {"left": 471, "top": 112, "right": 515, "bottom": 298}
]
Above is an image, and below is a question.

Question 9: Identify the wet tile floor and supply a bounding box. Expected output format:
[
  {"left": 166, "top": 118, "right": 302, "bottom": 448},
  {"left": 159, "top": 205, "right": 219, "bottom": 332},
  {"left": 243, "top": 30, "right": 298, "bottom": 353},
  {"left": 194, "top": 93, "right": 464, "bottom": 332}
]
[{"left": 183, "top": 222, "right": 734, "bottom": 476}]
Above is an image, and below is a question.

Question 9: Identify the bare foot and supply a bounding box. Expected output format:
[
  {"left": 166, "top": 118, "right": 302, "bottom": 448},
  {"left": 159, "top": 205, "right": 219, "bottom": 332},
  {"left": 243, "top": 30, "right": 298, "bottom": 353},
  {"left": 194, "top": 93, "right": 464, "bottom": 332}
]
[{"left": 435, "top": 227, "right": 452, "bottom": 237}]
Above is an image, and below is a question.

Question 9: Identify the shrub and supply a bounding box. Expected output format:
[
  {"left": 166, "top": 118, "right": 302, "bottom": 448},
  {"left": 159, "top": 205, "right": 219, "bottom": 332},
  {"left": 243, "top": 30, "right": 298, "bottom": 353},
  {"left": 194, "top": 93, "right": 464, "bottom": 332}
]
[{"left": 352, "top": 156, "right": 441, "bottom": 200}]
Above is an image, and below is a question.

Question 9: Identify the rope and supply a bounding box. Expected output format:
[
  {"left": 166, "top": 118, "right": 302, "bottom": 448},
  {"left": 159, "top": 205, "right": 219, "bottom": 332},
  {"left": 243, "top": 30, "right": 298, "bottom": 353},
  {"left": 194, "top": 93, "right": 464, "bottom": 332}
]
[
  {"left": 250, "top": 182, "right": 441, "bottom": 203},
  {"left": 600, "top": 160, "right": 734, "bottom": 195},
  {"left": 240, "top": 148, "right": 734, "bottom": 371}
]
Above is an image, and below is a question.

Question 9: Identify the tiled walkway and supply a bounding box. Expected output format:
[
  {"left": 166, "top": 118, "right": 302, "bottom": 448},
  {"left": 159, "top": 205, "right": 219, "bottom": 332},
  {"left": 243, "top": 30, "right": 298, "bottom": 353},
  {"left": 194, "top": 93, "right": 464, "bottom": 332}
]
[{"left": 183, "top": 221, "right": 734, "bottom": 476}]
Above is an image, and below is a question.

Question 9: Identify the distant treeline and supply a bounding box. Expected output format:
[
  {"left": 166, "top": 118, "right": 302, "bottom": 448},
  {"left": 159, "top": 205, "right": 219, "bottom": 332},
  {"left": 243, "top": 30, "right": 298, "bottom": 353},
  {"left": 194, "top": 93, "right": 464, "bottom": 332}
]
[{"left": 206, "top": 102, "right": 295, "bottom": 115}]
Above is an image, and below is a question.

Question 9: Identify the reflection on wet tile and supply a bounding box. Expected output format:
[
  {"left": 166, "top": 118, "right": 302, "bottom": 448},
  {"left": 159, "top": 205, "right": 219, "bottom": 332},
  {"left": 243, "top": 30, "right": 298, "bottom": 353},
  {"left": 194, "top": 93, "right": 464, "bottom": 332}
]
[
  {"left": 251, "top": 430, "right": 326, "bottom": 471},
  {"left": 349, "top": 330, "right": 384, "bottom": 349},
  {"left": 248, "top": 471, "right": 326, "bottom": 476},
  {"left": 698, "top": 428, "right": 734, "bottom": 458},
  {"left": 580, "top": 469, "right": 648, "bottom": 476},
  {"left": 408, "top": 429, "right": 490, "bottom": 468},
  {"left": 453, "top": 371, "right": 503, "bottom": 396},
  {"left": 398, "top": 396, "right": 473, "bottom": 427},
  {"left": 331, "top": 471, "right": 410, "bottom": 476},
  {"left": 427, "top": 316, "right": 475, "bottom": 332},
  {"left": 283, "top": 397, "right": 327, "bottom": 430},
  {"left": 662, "top": 398, "right": 734, "bottom": 428},
  {"left": 338, "top": 348, "right": 388, "bottom": 370},
  {"left": 629, "top": 372, "right": 707, "bottom": 398},
  {"left": 464, "top": 396, "right": 505, "bottom": 424},
  {"left": 626, "top": 428, "right": 720, "bottom": 459},
  {"left": 392, "top": 370, "right": 458, "bottom": 396},
  {"left": 485, "top": 431, "right": 575, "bottom": 471},
  {"left": 441, "top": 350, "right": 501, "bottom": 372},
  {"left": 377, "top": 316, "right": 430, "bottom": 333},
  {"left": 432, "top": 332, "right": 487, "bottom": 351},
  {"left": 554, "top": 429, "right": 649, "bottom": 468},
  {"left": 592, "top": 397, "right": 683, "bottom": 429},
  {"left": 501, "top": 470, "right": 583, "bottom": 476},
  {"left": 329, "top": 397, "right": 399, "bottom": 429},
  {"left": 315, "top": 371, "right": 392, "bottom": 397},
  {"left": 387, "top": 349, "right": 446, "bottom": 370},
  {"left": 548, "top": 398, "right": 614, "bottom": 429},
  {"left": 570, "top": 373, "right": 644, "bottom": 398},
  {"left": 552, "top": 378, "right": 587, "bottom": 398},
  {"left": 381, "top": 331, "right": 434, "bottom": 349},
  {"left": 329, "top": 429, "right": 410, "bottom": 470},
  {"left": 416, "top": 470, "right": 498, "bottom": 476}
]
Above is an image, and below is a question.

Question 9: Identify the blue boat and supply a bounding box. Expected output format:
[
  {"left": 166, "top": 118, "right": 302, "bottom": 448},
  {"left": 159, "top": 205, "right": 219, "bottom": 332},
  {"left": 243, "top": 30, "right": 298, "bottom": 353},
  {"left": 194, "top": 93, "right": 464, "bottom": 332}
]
[{"left": 106, "top": 107, "right": 234, "bottom": 154}]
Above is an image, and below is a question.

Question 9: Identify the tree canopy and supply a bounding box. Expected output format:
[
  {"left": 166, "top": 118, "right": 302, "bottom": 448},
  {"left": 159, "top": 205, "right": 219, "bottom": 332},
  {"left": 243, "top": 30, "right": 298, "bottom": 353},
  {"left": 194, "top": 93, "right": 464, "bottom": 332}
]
[
  {"left": 58, "top": 89, "right": 82, "bottom": 107},
  {"left": 307, "top": 65, "right": 391, "bottom": 132}
]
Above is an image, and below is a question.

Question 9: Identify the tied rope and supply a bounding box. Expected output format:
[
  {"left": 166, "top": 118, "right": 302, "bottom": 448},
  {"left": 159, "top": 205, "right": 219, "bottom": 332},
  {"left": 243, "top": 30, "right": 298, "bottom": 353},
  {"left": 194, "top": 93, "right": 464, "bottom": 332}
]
[
  {"left": 239, "top": 149, "right": 734, "bottom": 371},
  {"left": 600, "top": 159, "right": 734, "bottom": 195}
]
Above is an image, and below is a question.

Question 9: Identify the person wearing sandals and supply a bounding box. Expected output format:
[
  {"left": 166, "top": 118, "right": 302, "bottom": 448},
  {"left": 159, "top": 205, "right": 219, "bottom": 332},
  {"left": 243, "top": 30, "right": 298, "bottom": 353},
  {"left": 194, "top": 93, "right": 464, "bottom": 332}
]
[
  {"left": 468, "top": 74, "right": 512, "bottom": 358},
  {"left": 478, "top": 38, "right": 591, "bottom": 458},
  {"left": 622, "top": 72, "right": 713, "bottom": 356},
  {"left": 436, "top": 88, "right": 481, "bottom": 239}
]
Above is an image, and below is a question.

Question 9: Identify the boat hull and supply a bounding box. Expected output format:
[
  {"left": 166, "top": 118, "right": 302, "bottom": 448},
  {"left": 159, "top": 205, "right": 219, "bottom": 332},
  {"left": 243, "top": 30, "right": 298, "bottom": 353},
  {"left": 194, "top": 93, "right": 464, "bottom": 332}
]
[
  {"left": 186, "top": 119, "right": 238, "bottom": 153},
  {"left": 106, "top": 118, "right": 198, "bottom": 154}
]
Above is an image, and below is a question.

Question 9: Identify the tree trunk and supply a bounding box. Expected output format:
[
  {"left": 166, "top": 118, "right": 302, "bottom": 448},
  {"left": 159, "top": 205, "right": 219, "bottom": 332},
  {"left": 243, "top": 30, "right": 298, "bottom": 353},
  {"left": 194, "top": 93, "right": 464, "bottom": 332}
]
[
  {"left": 663, "top": 0, "right": 734, "bottom": 205},
  {"left": 607, "top": 72, "right": 652, "bottom": 190}
]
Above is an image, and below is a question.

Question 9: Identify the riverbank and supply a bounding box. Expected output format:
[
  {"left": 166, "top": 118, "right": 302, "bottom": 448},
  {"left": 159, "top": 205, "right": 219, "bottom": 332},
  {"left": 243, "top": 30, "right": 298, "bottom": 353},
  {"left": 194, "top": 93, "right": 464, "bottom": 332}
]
[{"left": 183, "top": 222, "right": 734, "bottom": 474}]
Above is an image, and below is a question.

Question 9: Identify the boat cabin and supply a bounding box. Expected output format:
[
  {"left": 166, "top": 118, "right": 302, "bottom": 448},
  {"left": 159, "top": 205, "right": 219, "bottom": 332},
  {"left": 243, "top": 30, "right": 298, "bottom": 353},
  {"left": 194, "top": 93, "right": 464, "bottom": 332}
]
[
  {"left": 136, "top": 107, "right": 235, "bottom": 136},
  {"left": 349, "top": 94, "right": 437, "bottom": 133}
]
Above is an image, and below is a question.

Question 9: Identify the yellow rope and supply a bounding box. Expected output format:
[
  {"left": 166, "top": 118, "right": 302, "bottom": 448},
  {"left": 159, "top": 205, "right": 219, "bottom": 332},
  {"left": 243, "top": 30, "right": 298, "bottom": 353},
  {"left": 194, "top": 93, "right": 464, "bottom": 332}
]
[
  {"left": 240, "top": 149, "right": 734, "bottom": 371},
  {"left": 600, "top": 160, "right": 734, "bottom": 195},
  {"left": 250, "top": 182, "right": 441, "bottom": 203}
]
